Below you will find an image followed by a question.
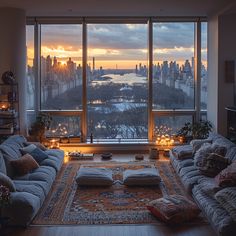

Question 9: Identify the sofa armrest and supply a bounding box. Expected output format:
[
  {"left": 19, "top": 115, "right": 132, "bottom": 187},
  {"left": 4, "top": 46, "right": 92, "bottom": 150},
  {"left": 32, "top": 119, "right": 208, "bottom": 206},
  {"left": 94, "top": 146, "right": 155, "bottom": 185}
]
[{"left": 2, "top": 192, "right": 41, "bottom": 226}]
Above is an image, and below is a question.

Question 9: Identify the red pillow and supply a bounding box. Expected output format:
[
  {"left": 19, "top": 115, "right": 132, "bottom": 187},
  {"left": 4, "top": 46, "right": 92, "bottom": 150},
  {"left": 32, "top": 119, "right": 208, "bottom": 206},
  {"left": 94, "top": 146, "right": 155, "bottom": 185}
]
[
  {"left": 215, "top": 161, "right": 236, "bottom": 187},
  {"left": 147, "top": 195, "right": 200, "bottom": 224}
]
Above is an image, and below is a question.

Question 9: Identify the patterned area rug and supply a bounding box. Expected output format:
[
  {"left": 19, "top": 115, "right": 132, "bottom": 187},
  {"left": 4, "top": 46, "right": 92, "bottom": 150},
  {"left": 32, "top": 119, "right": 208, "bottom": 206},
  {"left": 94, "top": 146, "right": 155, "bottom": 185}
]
[{"left": 32, "top": 161, "right": 206, "bottom": 225}]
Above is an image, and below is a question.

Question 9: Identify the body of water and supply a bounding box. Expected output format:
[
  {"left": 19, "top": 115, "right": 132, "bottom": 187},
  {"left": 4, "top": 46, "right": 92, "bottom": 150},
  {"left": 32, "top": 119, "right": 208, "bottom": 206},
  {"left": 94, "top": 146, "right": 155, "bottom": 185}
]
[{"left": 92, "top": 73, "right": 147, "bottom": 85}]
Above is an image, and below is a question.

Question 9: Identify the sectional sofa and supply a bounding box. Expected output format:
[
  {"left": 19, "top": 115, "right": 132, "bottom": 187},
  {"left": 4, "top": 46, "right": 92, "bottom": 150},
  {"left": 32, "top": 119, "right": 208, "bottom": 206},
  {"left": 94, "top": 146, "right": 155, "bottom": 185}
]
[
  {"left": 170, "top": 133, "right": 236, "bottom": 236},
  {"left": 0, "top": 135, "right": 64, "bottom": 226}
]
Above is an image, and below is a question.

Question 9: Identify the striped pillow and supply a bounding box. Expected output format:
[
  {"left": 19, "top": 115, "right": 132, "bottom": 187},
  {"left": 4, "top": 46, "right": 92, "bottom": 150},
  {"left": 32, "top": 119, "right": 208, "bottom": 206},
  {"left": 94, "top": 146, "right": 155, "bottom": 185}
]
[{"left": 147, "top": 195, "right": 200, "bottom": 224}]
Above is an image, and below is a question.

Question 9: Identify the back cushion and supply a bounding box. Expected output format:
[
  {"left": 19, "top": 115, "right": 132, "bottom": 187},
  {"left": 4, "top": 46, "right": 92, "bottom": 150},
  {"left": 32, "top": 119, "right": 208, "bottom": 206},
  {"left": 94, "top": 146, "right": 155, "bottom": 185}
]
[
  {"left": 2, "top": 135, "right": 27, "bottom": 148},
  {"left": 0, "top": 144, "right": 21, "bottom": 178},
  {"left": 225, "top": 147, "right": 236, "bottom": 162},
  {"left": 0, "top": 152, "right": 7, "bottom": 174}
]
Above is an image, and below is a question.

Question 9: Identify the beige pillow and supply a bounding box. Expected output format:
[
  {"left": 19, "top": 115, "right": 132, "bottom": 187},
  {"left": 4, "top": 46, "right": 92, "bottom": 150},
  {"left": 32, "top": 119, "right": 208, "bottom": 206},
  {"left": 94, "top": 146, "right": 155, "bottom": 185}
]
[{"left": 11, "top": 154, "right": 39, "bottom": 176}]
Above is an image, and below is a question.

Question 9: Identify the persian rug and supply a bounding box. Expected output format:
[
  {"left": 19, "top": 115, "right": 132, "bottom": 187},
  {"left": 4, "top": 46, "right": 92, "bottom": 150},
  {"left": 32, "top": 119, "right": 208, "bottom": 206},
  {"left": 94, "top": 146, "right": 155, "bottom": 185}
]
[{"left": 32, "top": 161, "right": 206, "bottom": 225}]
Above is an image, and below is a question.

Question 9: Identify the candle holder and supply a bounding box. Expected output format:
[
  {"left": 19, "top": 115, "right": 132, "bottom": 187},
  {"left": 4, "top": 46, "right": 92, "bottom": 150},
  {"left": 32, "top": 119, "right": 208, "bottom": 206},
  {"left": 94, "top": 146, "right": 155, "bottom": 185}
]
[
  {"left": 0, "top": 103, "right": 9, "bottom": 111},
  {"left": 49, "top": 139, "right": 60, "bottom": 149}
]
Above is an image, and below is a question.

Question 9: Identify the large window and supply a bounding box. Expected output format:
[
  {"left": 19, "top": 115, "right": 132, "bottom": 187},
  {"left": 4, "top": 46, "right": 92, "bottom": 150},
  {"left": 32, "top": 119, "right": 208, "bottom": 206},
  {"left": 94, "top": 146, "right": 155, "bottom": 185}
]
[
  {"left": 40, "top": 24, "right": 82, "bottom": 110},
  {"left": 26, "top": 18, "right": 207, "bottom": 143},
  {"left": 87, "top": 24, "right": 148, "bottom": 140}
]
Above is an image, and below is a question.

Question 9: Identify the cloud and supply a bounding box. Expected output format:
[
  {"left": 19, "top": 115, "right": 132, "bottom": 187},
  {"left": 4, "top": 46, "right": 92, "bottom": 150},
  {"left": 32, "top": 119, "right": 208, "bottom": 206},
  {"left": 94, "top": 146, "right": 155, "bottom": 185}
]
[
  {"left": 87, "top": 24, "right": 147, "bottom": 49},
  {"left": 27, "top": 22, "right": 207, "bottom": 63}
]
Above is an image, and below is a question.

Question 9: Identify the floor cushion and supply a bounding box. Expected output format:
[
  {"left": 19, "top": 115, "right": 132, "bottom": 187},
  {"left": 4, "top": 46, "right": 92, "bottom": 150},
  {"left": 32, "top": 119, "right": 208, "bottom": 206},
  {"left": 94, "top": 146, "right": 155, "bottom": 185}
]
[
  {"left": 123, "top": 167, "right": 161, "bottom": 186},
  {"left": 75, "top": 167, "right": 113, "bottom": 186},
  {"left": 147, "top": 194, "right": 200, "bottom": 224}
]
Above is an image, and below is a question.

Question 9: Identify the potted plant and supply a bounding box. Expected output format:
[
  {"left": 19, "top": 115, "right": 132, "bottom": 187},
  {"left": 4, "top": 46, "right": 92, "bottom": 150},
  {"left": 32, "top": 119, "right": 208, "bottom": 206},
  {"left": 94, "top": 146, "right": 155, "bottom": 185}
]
[
  {"left": 177, "top": 120, "right": 212, "bottom": 143},
  {"left": 28, "top": 112, "right": 52, "bottom": 142}
]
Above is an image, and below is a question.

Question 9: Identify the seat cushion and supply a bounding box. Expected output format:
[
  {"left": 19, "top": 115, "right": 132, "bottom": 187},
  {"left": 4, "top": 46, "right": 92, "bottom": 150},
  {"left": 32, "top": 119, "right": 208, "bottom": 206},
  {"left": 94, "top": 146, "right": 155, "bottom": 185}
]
[
  {"left": 193, "top": 185, "right": 236, "bottom": 236},
  {"left": 76, "top": 167, "right": 113, "bottom": 186},
  {"left": 13, "top": 165, "right": 56, "bottom": 186},
  {"left": 215, "top": 187, "right": 236, "bottom": 221},
  {"left": 14, "top": 180, "right": 46, "bottom": 205},
  {"left": 41, "top": 152, "right": 64, "bottom": 172},
  {"left": 123, "top": 167, "right": 161, "bottom": 186},
  {"left": 147, "top": 195, "right": 200, "bottom": 224}
]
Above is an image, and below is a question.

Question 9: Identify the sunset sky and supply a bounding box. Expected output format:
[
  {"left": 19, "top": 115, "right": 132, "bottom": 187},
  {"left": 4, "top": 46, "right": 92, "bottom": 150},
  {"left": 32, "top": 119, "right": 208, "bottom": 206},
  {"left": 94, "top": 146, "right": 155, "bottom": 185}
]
[{"left": 26, "top": 23, "right": 207, "bottom": 69}]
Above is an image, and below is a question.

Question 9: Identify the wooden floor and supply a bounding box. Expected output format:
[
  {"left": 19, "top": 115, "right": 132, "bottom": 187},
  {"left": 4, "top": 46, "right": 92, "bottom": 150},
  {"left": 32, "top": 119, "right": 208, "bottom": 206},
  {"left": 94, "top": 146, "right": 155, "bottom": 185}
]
[
  {"left": 1, "top": 154, "right": 217, "bottom": 236},
  {"left": 2, "top": 224, "right": 217, "bottom": 236}
]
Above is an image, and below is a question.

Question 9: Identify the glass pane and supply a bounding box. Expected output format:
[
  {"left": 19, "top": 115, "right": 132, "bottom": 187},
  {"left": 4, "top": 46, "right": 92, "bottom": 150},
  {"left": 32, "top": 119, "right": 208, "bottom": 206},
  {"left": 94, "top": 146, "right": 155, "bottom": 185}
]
[
  {"left": 154, "top": 115, "right": 192, "bottom": 137},
  {"left": 26, "top": 25, "right": 35, "bottom": 129},
  {"left": 46, "top": 115, "right": 81, "bottom": 138},
  {"left": 26, "top": 25, "right": 35, "bottom": 110},
  {"left": 153, "top": 23, "right": 195, "bottom": 109},
  {"left": 87, "top": 24, "right": 148, "bottom": 141},
  {"left": 201, "top": 22, "right": 207, "bottom": 110},
  {"left": 40, "top": 24, "right": 82, "bottom": 110}
]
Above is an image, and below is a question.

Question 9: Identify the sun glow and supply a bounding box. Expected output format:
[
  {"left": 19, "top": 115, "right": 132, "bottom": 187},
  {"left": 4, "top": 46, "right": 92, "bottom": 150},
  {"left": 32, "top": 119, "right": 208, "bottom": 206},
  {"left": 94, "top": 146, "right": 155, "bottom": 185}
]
[{"left": 27, "top": 45, "right": 206, "bottom": 69}]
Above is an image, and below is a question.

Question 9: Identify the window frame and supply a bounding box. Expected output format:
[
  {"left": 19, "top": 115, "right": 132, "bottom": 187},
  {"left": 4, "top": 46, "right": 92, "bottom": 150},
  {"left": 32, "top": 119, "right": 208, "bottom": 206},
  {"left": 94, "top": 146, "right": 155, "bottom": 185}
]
[{"left": 26, "top": 17, "right": 207, "bottom": 143}]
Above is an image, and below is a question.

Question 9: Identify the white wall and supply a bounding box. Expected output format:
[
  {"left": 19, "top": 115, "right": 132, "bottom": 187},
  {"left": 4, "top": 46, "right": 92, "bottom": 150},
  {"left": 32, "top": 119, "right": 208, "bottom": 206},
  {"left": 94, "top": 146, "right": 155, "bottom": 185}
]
[
  {"left": 208, "top": 14, "right": 219, "bottom": 132},
  {"left": 0, "top": 7, "right": 27, "bottom": 135},
  {"left": 208, "top": 13, "right": 236, "bottom": 136}
]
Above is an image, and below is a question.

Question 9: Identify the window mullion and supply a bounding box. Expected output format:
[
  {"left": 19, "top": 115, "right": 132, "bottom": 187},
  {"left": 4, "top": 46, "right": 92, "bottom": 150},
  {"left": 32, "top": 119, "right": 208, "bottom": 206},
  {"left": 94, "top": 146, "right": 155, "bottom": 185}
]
[
  {"left": 82, "top": 19, "right": 87, "bottom": 142},
  {"left": 34, "top": 21, "right": 40, "bottom": 115},
  {"left": 148, "top": 18, "right": 153, "bottom": 142},
  {"left": 194, "top": 21, "right": 201, "bottom": 122}
]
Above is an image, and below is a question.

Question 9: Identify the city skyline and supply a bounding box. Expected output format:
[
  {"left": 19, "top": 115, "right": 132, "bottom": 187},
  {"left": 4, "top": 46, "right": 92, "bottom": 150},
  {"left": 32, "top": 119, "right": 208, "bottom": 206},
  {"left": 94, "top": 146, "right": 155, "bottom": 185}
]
[{"left": 26, "top": 23, "right": 207, "bottom": 69}]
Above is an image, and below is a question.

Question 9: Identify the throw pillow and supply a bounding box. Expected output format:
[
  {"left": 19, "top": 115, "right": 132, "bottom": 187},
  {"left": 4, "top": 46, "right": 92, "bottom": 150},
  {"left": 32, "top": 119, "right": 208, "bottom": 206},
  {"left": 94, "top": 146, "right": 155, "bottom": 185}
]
[
  {"left": 0, "top": 172, "right": 16, "bottom": 192},
  {"left": 147, "top": 195, "right": 200, "bottom": 224},
  {"left": 11, "top": 154, "right": 39, "bottom": 176},
  {"left": 23, "top": 142, "right": 47, "bottom": 151},
  {"left": 190, "top": 139, "right": 212, "bottom": 154},
  {"left": 21, "top": 144, "right": 49, "bottom": 164},
  {"left": 198, "top": 153, "right": 230, "bottom": 177},
  {"left": 194, "top": 143, "right": 227, "bottom": 168},
  {"left": 21, "top": 143, "right": 37, "bottom": 153},
  {"left": 215, "top": 161, "right": 236, "bottom": 187}
]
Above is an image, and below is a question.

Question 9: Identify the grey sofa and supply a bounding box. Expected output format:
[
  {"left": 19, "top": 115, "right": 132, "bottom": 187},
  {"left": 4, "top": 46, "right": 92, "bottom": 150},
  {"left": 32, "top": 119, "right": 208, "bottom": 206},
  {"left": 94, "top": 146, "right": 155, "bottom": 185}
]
[
  {"left": 170, "top": 133, "right": 236, "bottom": 236},
  {"left": 0, "top": 135, "right": 64, "bottom": 226}
]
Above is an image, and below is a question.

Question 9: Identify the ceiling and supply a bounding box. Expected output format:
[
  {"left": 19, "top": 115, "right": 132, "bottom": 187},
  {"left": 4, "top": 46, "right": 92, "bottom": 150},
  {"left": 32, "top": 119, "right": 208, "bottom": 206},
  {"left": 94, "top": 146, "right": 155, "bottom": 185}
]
[{"left": 0, "top": 0, "right": 235, "bottom": 17}]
